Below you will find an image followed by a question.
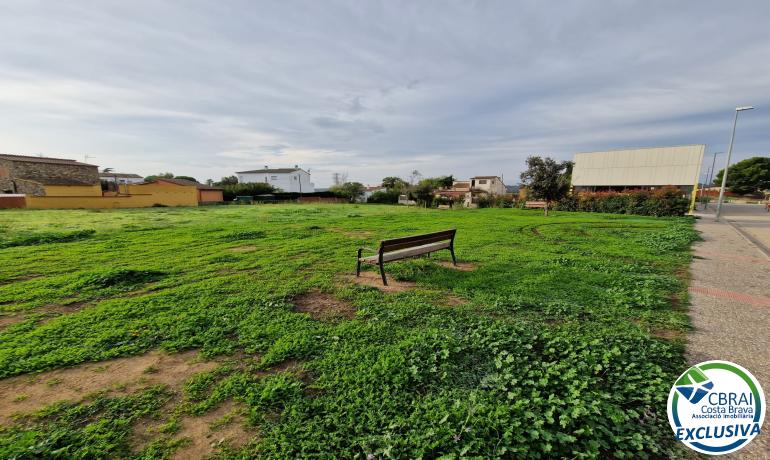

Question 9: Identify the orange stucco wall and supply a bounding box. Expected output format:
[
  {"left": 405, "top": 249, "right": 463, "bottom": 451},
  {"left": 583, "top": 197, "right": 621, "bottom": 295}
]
[
  {"left": 23, "top": 180, "right": 220, "bottom": 209},
  {"left": 199, "top": 189, "right": 223, "bottom": 203},
  {"left": 43, "top": 184, "right": 103, "bottom": 197}
]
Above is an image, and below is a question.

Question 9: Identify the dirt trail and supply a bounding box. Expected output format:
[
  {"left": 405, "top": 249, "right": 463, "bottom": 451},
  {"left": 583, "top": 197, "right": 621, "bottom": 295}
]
[{"left": 0, "top": 350, "right": 218, "bottom": 425}]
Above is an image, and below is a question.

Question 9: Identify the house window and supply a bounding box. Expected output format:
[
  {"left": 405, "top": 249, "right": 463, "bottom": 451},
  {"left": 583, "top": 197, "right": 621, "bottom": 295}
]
[
  {"left": 478, "top": 179, "right": 487, "bottom": 184},
  {"left": 270, "top": 175, "right": 278, "bottom": 180}
]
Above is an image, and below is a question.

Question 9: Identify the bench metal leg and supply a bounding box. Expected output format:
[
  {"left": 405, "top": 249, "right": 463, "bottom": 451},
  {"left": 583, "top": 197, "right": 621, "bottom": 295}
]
[
  {"left": 356, "top": 249, "right": 362, "bottom": 277},
  {"left": 450, "top": 246, "right": 457, "bottom": 266},
  {"left": 379, "top": 262, "right": 388, "bottom": 285}
]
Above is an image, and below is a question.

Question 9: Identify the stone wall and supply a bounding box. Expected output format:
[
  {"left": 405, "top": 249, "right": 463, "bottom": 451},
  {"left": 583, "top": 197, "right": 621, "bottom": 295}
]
[
  {"left": 0, "top": 158, "right": 99, "bottom": 188},
  {"left": 0, "top": 177, "right": 46, "bottom": 195}
]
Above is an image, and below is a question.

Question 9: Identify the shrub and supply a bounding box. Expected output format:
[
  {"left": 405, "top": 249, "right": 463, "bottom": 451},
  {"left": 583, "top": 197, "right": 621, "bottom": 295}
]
[
  {"left": 555, "top": 188, "right": 690, "bottom": 216},
  {"left": 367, "top": 190, "right": 400, "bottom": 204},
  {"left": 74, "top": 269, "right": 166, "bottom": 291},
  {"left": 221, "top": 230, "right": 266, "bottom": 241}
]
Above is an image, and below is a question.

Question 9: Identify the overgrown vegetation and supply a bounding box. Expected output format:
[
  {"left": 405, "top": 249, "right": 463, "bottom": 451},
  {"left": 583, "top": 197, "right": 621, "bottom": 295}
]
[
  {"left": 0, "top": 205, "right": 697, "bottom": 458},
  {"left": 556, "top": 188, "right": 691, "bottom": 216},
  {"left": 0, "top": 229, "right": 95, "bottom": 248}
]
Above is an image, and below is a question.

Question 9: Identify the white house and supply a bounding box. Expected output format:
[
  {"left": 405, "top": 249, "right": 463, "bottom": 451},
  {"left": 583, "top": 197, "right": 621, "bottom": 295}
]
[
  {"left": 362, "top": 185, "right": 386, "bottom": 201},
  {"left": 470, "top": 176, "right": 506, "bottom": 195},
  {"left": 98, "top": 172, "right": 144, "bottom": 185},
  {"left": 236, "top": 166, "right": 315, "bottom": 193}
]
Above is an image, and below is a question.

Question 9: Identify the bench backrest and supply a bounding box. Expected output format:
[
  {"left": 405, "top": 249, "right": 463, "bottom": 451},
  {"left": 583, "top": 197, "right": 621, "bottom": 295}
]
[
  {"left": 379, "top": 229, "right": 456, "bottom": 253},
  {"left": 524, "top": 201, "right": 548, "bottom": 208}
]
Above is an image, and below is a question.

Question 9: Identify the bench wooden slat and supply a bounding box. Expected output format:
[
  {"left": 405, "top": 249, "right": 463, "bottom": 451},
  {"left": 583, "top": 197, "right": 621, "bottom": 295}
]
[
  {"left": 381, "top": 232, "right": 455, "bottom": 252},
  {"left": 360, "top": 241, "right": 450, "bottom": 263},
  {"left": 356, "top": 229, "right": 457, "bottom": 285},
  {"left": 379, "top": 229, "right": 456, "bottom": 250}
]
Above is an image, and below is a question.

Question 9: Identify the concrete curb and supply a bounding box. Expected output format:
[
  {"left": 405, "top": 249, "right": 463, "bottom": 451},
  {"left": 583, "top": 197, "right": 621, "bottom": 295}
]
[{"left": 725, "top": 219, "right": 770, "bottom": 261}]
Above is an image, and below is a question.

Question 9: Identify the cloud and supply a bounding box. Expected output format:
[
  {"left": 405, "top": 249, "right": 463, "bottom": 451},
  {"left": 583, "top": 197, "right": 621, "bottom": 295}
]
[{"left": 0, "top": 0, "right": 769, "bottom": 186}]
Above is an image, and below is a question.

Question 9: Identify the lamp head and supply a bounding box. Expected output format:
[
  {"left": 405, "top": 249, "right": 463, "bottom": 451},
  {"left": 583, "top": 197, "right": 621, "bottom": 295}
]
[{"left": 736, "top": 106, "right": 754, "bottom": 111}]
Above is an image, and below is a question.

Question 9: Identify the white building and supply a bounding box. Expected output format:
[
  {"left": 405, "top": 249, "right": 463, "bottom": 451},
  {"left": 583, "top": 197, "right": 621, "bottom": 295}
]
[
  {"left": 236, "top": 166, "right": 315, "bottom": 193},
  {"left": 362, "top": 185, "right": 386, "bottom": 201},
  {"left": 571, "top": 145, "right": 705, "bottom": 192},
  {"left": 98, "top": 172, "right": 144, "bottom": 184},
  {"left": 470, "top": 176, "right": 506, "bottom": 195}
]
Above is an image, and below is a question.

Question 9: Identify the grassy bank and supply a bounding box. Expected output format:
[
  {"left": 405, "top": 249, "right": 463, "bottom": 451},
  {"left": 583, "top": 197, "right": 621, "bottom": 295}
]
[{"left": 0, "top": 205, "right": 697, "bottom": 458}]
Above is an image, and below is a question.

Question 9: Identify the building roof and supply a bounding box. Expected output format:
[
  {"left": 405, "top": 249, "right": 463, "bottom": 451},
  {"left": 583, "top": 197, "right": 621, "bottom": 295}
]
[
  {"left": 99, "top": 172, "right": 143, "bottom": 179},
  {"left": 151, "top": 178, "right": 222, "bottom": 190},
  {"left": 471, "top": 176, "right": 501, "bottom": 179},
  {"left": 236, "top": 168, "right": 305, "bottom": 174},
  {"left": 0, "top": 153, "right": 97, "bottom": 167}
]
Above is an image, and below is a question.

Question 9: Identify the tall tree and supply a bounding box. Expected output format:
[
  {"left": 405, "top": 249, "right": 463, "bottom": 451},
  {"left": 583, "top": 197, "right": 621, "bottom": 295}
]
[
  {"left": 215, "top": 176, "right": 239, "bottom": 186},
  {"left": 381, "top": 176, "right": 408, "bottom": 191},
  {"left": 713, "top": 156, "right": 770, "bottom": 195},
  {"left": 408, "top": 170, "right": 422, "bottom": 185},
  {"left": 411, "top": 179, "right": 437, "bottom": 207},
  {"left": 144, "top": 172, "right": 174, "bottom": 182},
  {"left": 519, "top": 156, "right": 571, "bottom": 216},
  {"left": 331, "top": 182, "right": 365, "bottom": 203},
  {"left": 434, "top": 175, "right": 454, "bottom": 189}
]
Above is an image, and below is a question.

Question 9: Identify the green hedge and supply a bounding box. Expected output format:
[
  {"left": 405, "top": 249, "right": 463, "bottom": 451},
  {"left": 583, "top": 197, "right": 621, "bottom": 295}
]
[{"left": 555, "top": 188, "right": 690, "bottom": 216}]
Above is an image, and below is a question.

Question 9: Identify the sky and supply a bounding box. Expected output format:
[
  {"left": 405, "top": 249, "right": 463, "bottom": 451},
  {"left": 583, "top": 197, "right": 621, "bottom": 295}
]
[{"left": 1, "top": 1, "right": 769, "bottom": 187}]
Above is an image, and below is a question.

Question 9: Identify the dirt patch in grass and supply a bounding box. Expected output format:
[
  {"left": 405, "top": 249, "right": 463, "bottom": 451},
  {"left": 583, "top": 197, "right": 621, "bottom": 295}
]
[
  {"left": 171, "top": 400, "right": 253, "bottom": 460},
  {"left": 344, "top": 271, "right": 417, "bottom": 293},
  {"left": 444, "top": 295, "right": 469, "bottom": 307},
  {"left": 0, "top": 274, "right": 42, "bottom": 286},
  {"left": 294, "top": 290, "right": 355, "bottom": 320},
  {"left": 0, "top": 350, "right": 218, "bottom": 425},
  {"left": 0, "top": 302, "right": 88, "bottom": 331},
  {"left": 651, "top": 328, "right": 685, "bottom": 341},
  {"left": 438, "top": 261, "right": 477, "bottom": 271},
  {"left": 0, "top": 312, "right": 24, "bottom": 330},
  {"left": 229, "top": 245, "right": 257, "bottom": 252},
  {"left": 330, "top": 228, "right": 374, "bottom": 239}
]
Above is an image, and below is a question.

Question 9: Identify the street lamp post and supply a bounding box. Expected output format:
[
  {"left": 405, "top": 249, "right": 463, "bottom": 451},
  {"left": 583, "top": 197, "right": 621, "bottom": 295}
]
[
  {"left": 715, "top": 106, "right": 754, "bottom": 221},
  {"left": 703, "top": 152, "right": 722, "bottom": 209}
]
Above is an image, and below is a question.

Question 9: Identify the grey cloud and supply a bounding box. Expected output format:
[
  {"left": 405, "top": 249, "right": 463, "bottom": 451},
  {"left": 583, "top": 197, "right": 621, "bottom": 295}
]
[{"left": 0, "top": 0, "right": 768, "bottom": 186}]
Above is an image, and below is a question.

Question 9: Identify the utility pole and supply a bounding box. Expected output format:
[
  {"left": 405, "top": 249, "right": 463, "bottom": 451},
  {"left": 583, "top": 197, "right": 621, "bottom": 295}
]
[{"left": 716, "top": 106, "right": 754, "bottom": 221}]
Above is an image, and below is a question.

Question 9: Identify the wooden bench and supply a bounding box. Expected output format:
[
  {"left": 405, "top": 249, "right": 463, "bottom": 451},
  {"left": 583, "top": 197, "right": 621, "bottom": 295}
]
[
  {"left": 524, "top": 200, "right": 548, "bottom": 209},
  {"left": 357, "top": 229, "right": 457, "bottom": 285}
]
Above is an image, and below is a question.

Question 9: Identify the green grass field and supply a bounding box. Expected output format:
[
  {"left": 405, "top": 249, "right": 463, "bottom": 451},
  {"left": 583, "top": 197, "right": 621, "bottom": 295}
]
[{"left": 0, "top": 205, "right": 698, "bottom": 458}]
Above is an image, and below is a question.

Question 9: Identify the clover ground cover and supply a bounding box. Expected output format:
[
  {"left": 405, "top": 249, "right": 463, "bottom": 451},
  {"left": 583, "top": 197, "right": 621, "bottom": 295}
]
[{"left": 0, "top": 205, "right": 698, "bottom": 458}]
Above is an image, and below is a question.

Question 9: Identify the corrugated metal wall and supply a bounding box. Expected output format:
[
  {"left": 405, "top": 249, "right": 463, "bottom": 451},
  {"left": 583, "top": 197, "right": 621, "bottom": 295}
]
[{"left": 572, "top": 145, "right": 704, "bottom": 187}]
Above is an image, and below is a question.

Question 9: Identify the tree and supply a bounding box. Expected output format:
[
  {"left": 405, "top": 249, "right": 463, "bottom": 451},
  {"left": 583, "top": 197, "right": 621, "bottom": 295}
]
[
  {"left": 434, "top": 175, "right": 454, "bottom": 189},
  {"left": 175, "top": 175, "right": 198, "bottom": 183},
  {"left": 332, "top": 172, "right": 348, "bottom": 186},
  {"left": 331, "top": 182, "right": 365, "bottom": 203},
  {"left": 713, "top": 157, "right": 770, "bottom": 195},
  {"left": 215, "top": 176, "right": 239, "bottom": 186},
  {"left": 519, "top": 156, "right": 571, "bottom": 216},
  {"left": 408, "top": 170, "right": 422, "bottom": 185},
  {"left": 144, "top": 172, "right": 174, "bottom": 182},
  {"left": 411, "top": 178, "right": 437, "bottom": 207},
  {"left": 381, "top": 176, "right": 408, "bottom": 191},
  {"left": 368, "top": 189, "right": 400, "bottom": 204}
]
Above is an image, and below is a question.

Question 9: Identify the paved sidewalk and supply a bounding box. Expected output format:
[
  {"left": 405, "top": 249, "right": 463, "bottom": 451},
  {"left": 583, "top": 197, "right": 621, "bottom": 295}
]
[{"left": 688, "top": 205, "right": 770, "bottom": 458}]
